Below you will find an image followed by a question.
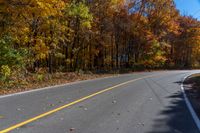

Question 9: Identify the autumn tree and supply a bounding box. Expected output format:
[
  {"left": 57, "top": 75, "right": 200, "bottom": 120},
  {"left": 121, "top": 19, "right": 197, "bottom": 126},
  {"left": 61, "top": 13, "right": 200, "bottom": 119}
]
[{"left": 0, "top": 0, "right": 200, "bottom": 81}]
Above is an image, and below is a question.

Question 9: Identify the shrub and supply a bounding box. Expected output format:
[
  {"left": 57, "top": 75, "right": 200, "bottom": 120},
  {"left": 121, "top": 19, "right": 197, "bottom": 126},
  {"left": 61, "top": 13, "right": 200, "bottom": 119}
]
[
  {"left": 0, "top": 65, "right": 11, "bottom": 82},
  {"left": 36, "top": 74, "right": 44, "bottom": 82},
  {"left": 0, "top": 35, "right": 27, "bottom": 68}
]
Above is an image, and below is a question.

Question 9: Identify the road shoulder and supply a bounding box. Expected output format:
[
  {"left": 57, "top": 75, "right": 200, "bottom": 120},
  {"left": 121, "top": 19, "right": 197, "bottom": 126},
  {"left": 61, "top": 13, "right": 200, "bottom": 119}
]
[{"left": 182, "top": 74, "right": 200, "bottom": 130}]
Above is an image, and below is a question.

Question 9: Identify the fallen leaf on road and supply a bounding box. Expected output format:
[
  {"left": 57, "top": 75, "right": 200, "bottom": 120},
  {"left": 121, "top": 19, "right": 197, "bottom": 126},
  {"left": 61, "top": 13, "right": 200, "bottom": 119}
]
[
  {"left": 49, "top": 104, "right": 55, "bottom": 107},
  {"left": 17, "top": 108, "right": 21, "bottom": 111},
  {"left": 58, "top": 100, "right": 64, "bottom": 103},
  {"left": 138, "top": 123, "right": 145, "bottom": 126},
  {"left": 69, "top": 128, "right": 75, "bottom": 132},
  {"left": 112, "top": 100, "right": 117, "bottom": 104}
]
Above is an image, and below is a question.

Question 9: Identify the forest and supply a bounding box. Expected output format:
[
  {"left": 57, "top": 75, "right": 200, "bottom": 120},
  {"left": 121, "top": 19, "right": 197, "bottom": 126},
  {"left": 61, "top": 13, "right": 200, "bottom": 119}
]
[{"left": 0, "top": 0, "right": 200, "bottom": 87}]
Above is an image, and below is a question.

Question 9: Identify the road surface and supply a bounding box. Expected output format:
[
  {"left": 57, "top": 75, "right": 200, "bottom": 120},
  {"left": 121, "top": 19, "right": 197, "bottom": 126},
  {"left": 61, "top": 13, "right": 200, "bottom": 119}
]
[{"left": 0, "top": 71, "right": 200, "bottom": 133}]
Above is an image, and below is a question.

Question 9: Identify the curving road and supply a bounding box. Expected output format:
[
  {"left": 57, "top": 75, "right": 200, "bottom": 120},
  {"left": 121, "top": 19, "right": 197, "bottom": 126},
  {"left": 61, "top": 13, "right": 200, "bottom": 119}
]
[{"left": 0, "top": 70, "right": 200, "bottom": 133}]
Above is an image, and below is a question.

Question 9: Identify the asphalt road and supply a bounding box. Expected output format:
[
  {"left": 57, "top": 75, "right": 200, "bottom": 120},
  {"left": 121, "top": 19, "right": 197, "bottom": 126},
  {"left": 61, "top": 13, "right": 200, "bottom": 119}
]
[{"left": 0, "top": 71, "right": 200, "bottom": 133}]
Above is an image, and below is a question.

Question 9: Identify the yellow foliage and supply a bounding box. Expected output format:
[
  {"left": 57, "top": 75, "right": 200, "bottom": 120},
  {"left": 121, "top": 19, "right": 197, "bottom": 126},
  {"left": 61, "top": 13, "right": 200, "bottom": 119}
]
[{"left": 33, "top": 39, "right": 49, "bottom": 60}]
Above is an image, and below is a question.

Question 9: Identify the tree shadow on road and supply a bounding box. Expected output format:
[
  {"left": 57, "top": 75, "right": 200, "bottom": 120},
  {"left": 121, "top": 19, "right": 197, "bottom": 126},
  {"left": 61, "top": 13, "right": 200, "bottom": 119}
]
[{"left": 145, "top": 90, "right": 199, "bottom": 133}]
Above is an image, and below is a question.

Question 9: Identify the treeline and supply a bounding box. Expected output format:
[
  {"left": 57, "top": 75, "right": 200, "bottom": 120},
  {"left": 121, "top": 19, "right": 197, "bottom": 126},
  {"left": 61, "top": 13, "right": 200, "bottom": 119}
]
[{"left": 0, "top": 0, "right": 200, "bottom": 77}]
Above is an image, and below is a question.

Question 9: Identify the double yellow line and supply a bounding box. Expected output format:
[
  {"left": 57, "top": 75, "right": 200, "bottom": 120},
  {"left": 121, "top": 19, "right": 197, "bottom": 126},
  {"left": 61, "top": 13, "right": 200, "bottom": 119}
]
[{"left": 0, "top": 75, "right": 154, "bottom": 133}]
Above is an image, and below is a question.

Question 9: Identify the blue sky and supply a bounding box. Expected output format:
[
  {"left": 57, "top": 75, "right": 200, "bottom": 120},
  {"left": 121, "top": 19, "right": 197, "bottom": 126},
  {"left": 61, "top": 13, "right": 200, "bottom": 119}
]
[{"left": 174, "top": 0, "right": 200, "bottom": 20}]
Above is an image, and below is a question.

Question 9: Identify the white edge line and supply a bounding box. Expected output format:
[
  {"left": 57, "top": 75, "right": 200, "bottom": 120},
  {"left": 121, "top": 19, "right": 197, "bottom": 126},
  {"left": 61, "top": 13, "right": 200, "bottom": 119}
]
[
  {"left": 0, "top": 74, "right": 129, "bottom": 99},
  {"left": 0, "top": 71, "right": 175, "bottom": 99},
  {"left": 181, "top": 74, "right": 200, "bottom": 130}
]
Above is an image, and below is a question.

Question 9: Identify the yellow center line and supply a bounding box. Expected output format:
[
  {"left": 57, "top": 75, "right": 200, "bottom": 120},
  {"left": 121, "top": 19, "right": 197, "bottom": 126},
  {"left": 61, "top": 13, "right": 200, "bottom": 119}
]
[{"left": 0, "top": 75, "right": 155, "bottom": 133}]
